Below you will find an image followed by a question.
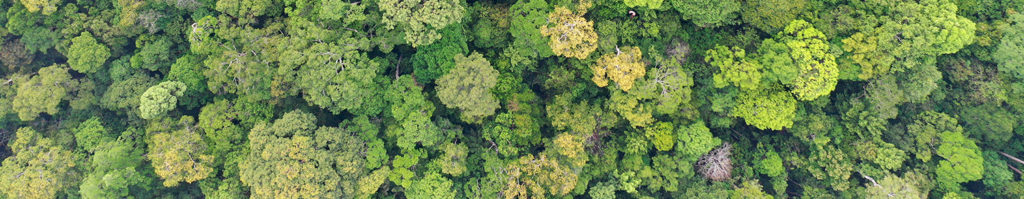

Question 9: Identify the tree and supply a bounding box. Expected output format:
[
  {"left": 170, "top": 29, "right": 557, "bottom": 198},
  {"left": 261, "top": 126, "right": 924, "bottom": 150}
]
[
  {"left": 80, "top": 129, "right": 153, "bottom": 199},
  {"left": 707, "top": 45, "right": 762, "bottom": 90},
  {"left": 412, "top": 25, "right": 469, "bottom": 83},
  {"left": 101, "top": 74, "right": 158, "bottom": 117},
  {"left": 755, "top": 147, "right": 784, "bottom": 177},
  {"left": 0, "top": 128, "right": 80, "bottom": 198},
  {"left": 592, "top": 46, "right": 646, "bottom": 91},
  {"left": 741, "top": 0, "right": 806, "bottom": 33},
  {"left": 12, "top": 65, "right": 71, "bottom": 121},
  {"left": 139, "top": 81, "right": 187, "bottom": 120},
  {"left": 698, "top": 143, "right": 733, "bottom": 181},
  {"left": 732, "top": 87, "right": 797, "bottom": 130},
  {"left": 129, "top": 37, "right": 174, "bottom": 71},
  {"left": 996, "top": 13, "right": 1024, "bottom": 79},
  {"left": 75, "top": 117, "right": 110, "bottom": 153},
  {"left": 875, "top": 0, "right": 975, "bottom": 71},
  {"left": 406, "top": 172, "right": 456, "bottom": 199},
  {"left": 541, "top": 4, "right": 599, "bottom": 59},
  {"left": 670, "top": 0, "right": 741, "bottom": 28},
  {"left": 509, "top": 0, "right": 554, "bottom": 59},
  {"left": 436, "top": 52, "right": 500, "bottom": 123},
  {"left": 863, "top": 173, "right": 923, "bottom": 199},
  {"left": 906, "top": 111, "right": 963, "bottom": 162},
  {"left": 147, "top": 116, "right": 213, "bottom": 187},
  {"left": 166, "top": 55, "right": 210, "bottom": 110},
  {"left": 646, "top": 122, "right": 675, "bottom": 151},
  {"left": 240, "top": 110, "right": 373, "bottom": 198},
  {"left": 435, "top": 143, "right": 468, "bottom": 176},
  {"left": 502, "top": 154, "right": 578, "bottom": 199},
  {"left": 294, "top": 42, "right": 383, "bottom": 115},
  {"left": 935, "top": 130, "right": 984, "bottom": 190},
  {"left": 67, "top": 32, "right": 110, "bottom": 74},
  {"left": 624, "top": 0, "right": 664, "bottom": 9},
  {"left": 378, "top": 0, "right": 465, "bottom": 47},
  {"left": 778, "top": 20, "right": 838, "bottom": 101},
  {"left": 677, "top": 122, "right": 722, "bottom": 159},
  {"left": 16, "top": 0, "right": 60, "bottom": 15},
  {"left": 841, "top": 32, "right": 894, "bottom": 80},
  {"left": 386, "top": 75, "right": 442, "bottom": 150},
  {"left": 730, "top": 180, "right": 773, "bottom": 199}
]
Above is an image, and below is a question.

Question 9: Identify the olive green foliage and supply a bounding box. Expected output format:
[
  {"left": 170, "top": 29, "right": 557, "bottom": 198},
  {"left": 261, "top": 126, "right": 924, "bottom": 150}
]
[
  {"left": 0, "top": 0, "right": 1021, "bottom": 198},
  {"left": 436, "top": 52, "right": 500, "bottom": 123},
  {"left": 670, "top": 0, "right": 741, "bottom": 28},
  {"left": 67, "top": 32, "right": 110, "bottom": 74},
  {"left": 742, "top": 0, "right": 806, "bottom": 33},
  {"left": 995, "top": 13, "right": 1024, "bottom": 79},
  {"left": 147, "top": 116, "right": 213, "bottom": 187},
  {"left": 707, "top": 45, "right": 761, "bottom": 90},
  {"left": 12, "top": 65, "right": 71, "bottom": 121},
  {"left": 0, "top": 128, "right": 80, "bottom": 198},
  {"left": 379, "top": 0, "right": 465, "bottom": 47},
  {"left": 240, "top": 110, "right": 374, "bottom": 198},
  {"left": 732, "top": 87, "right": 797, "bottom": 130},
  {"left": 139, "top": 81, "right": 187, "bottom": 120}
]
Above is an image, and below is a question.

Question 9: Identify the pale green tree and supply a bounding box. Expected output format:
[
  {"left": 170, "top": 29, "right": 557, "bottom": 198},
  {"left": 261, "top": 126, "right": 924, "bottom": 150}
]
[
  {"left": 139, "top": 81, "right": 187, "bottom": 119},
  {"left": 12, "top": 65, "right": 71, "bottom": 121},
  {"left": 67, "top": 32, "right": 110, "bottom": 74},
  {"left": 378, "top": 0, "right": 465, "bottom": 47},
  {"left": 436, "top": 52, "right": 500, "bottom": 123}
]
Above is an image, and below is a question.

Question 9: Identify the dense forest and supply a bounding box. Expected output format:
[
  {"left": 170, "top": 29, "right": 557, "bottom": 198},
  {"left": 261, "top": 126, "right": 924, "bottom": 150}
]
[{"left": 1, "top": 0, "right": 1024, "bottom": 198}]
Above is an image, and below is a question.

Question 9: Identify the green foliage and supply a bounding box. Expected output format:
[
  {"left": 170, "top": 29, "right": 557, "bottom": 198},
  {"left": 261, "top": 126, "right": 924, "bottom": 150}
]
[
  {"left": 624, "top": 0, "right": 664, "bottom": 9},
  {"left": 412, "top": 25, "right": 469, "bottom": 83},
  {"left": 670, "top": 0, "right": 741, "bottom": 28},
  {"left": 646, "top": 122, "right": 675, "bottom": 151},
  {"left": 876, "top": 0, "right": 976, "bottom": 71},
  {"left": 676, "top": 122, "right": 722, "bottom": 159},
  {"left": 741, "top": 0, "right": 806, "bottom": 33},
  {"left": 864, "top": 173, "right": 923, "bottom": 199},
  {"left": 130, "top": 37, "right": 173, "bottom": 71},
  {"left": 996, "top": 13, "right": 1024, "bottom": 79},
  {"left": 935, "top": 130, "right": 984, "bottom": 190},
  {"left": 436, "top": 52, "right": 500, "bottom": 123},
  {"left": 0, "top": 0, "right": 1017, "bottom": 198},
  {"left": 293, "top": 41, "right": 382, "bottom": 115},
  {"left": 406, "top": 172, "right": 456, "bottom": 199},
  {"left": 12, "top": 65, "right": 71, "bottom": 121},
  {"left": 240, "top": 110, "right": 373, "bottom": 198},
  {"left": 0, "top": 128, "right": 80, "bottom": 199},
  {"left": 732, "top": 87, "right": 797, "bottom": 130},
  {"left": 166, "top": 55, "right": 210, "bottom": 109},
  {"left": 509, "top": 0, "right": 554, "bottom": 59},
  {"left": 16, "top": 0, "right": 59, "bottom": 15},
  {"left": 139, "top": 81, "right": 187, "bottom": 120},
  {"left": 378, "top": 0, "right": 465, "bottom": 47},
  {"left": 74, "top": 117, "right": 110, "bottom": 152},
  {"left": 147, "top": 116, "right": 213, "bottom": 187},
  {"left": 730, "top": 180, "right": 773, "bottom": 199},
  {"left": 755, "top": 147, "right": 784, "bottom": 177},
  {"left": 386, "top": 75, "right": 441, "bottom": 150},
  {"left": 778, "top": 20, "right": 838, "bottom": 101},
  {"left": 707, "top": 45, "right": 762, "bottom": 90},
  {"left": 67, "top": 32, "right": 110, "bottom": 74},
  {"left": 80, "top": 129, "right": 153, "bottom": 199}
]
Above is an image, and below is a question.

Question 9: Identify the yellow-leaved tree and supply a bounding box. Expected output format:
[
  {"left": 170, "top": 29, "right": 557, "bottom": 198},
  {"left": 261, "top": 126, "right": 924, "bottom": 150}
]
[
  {"left": 592, "top": 46, "right": 646, "bottom": 91},
  {"left": 541, "top": 2, "right": 598, "bottom": 59}
]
